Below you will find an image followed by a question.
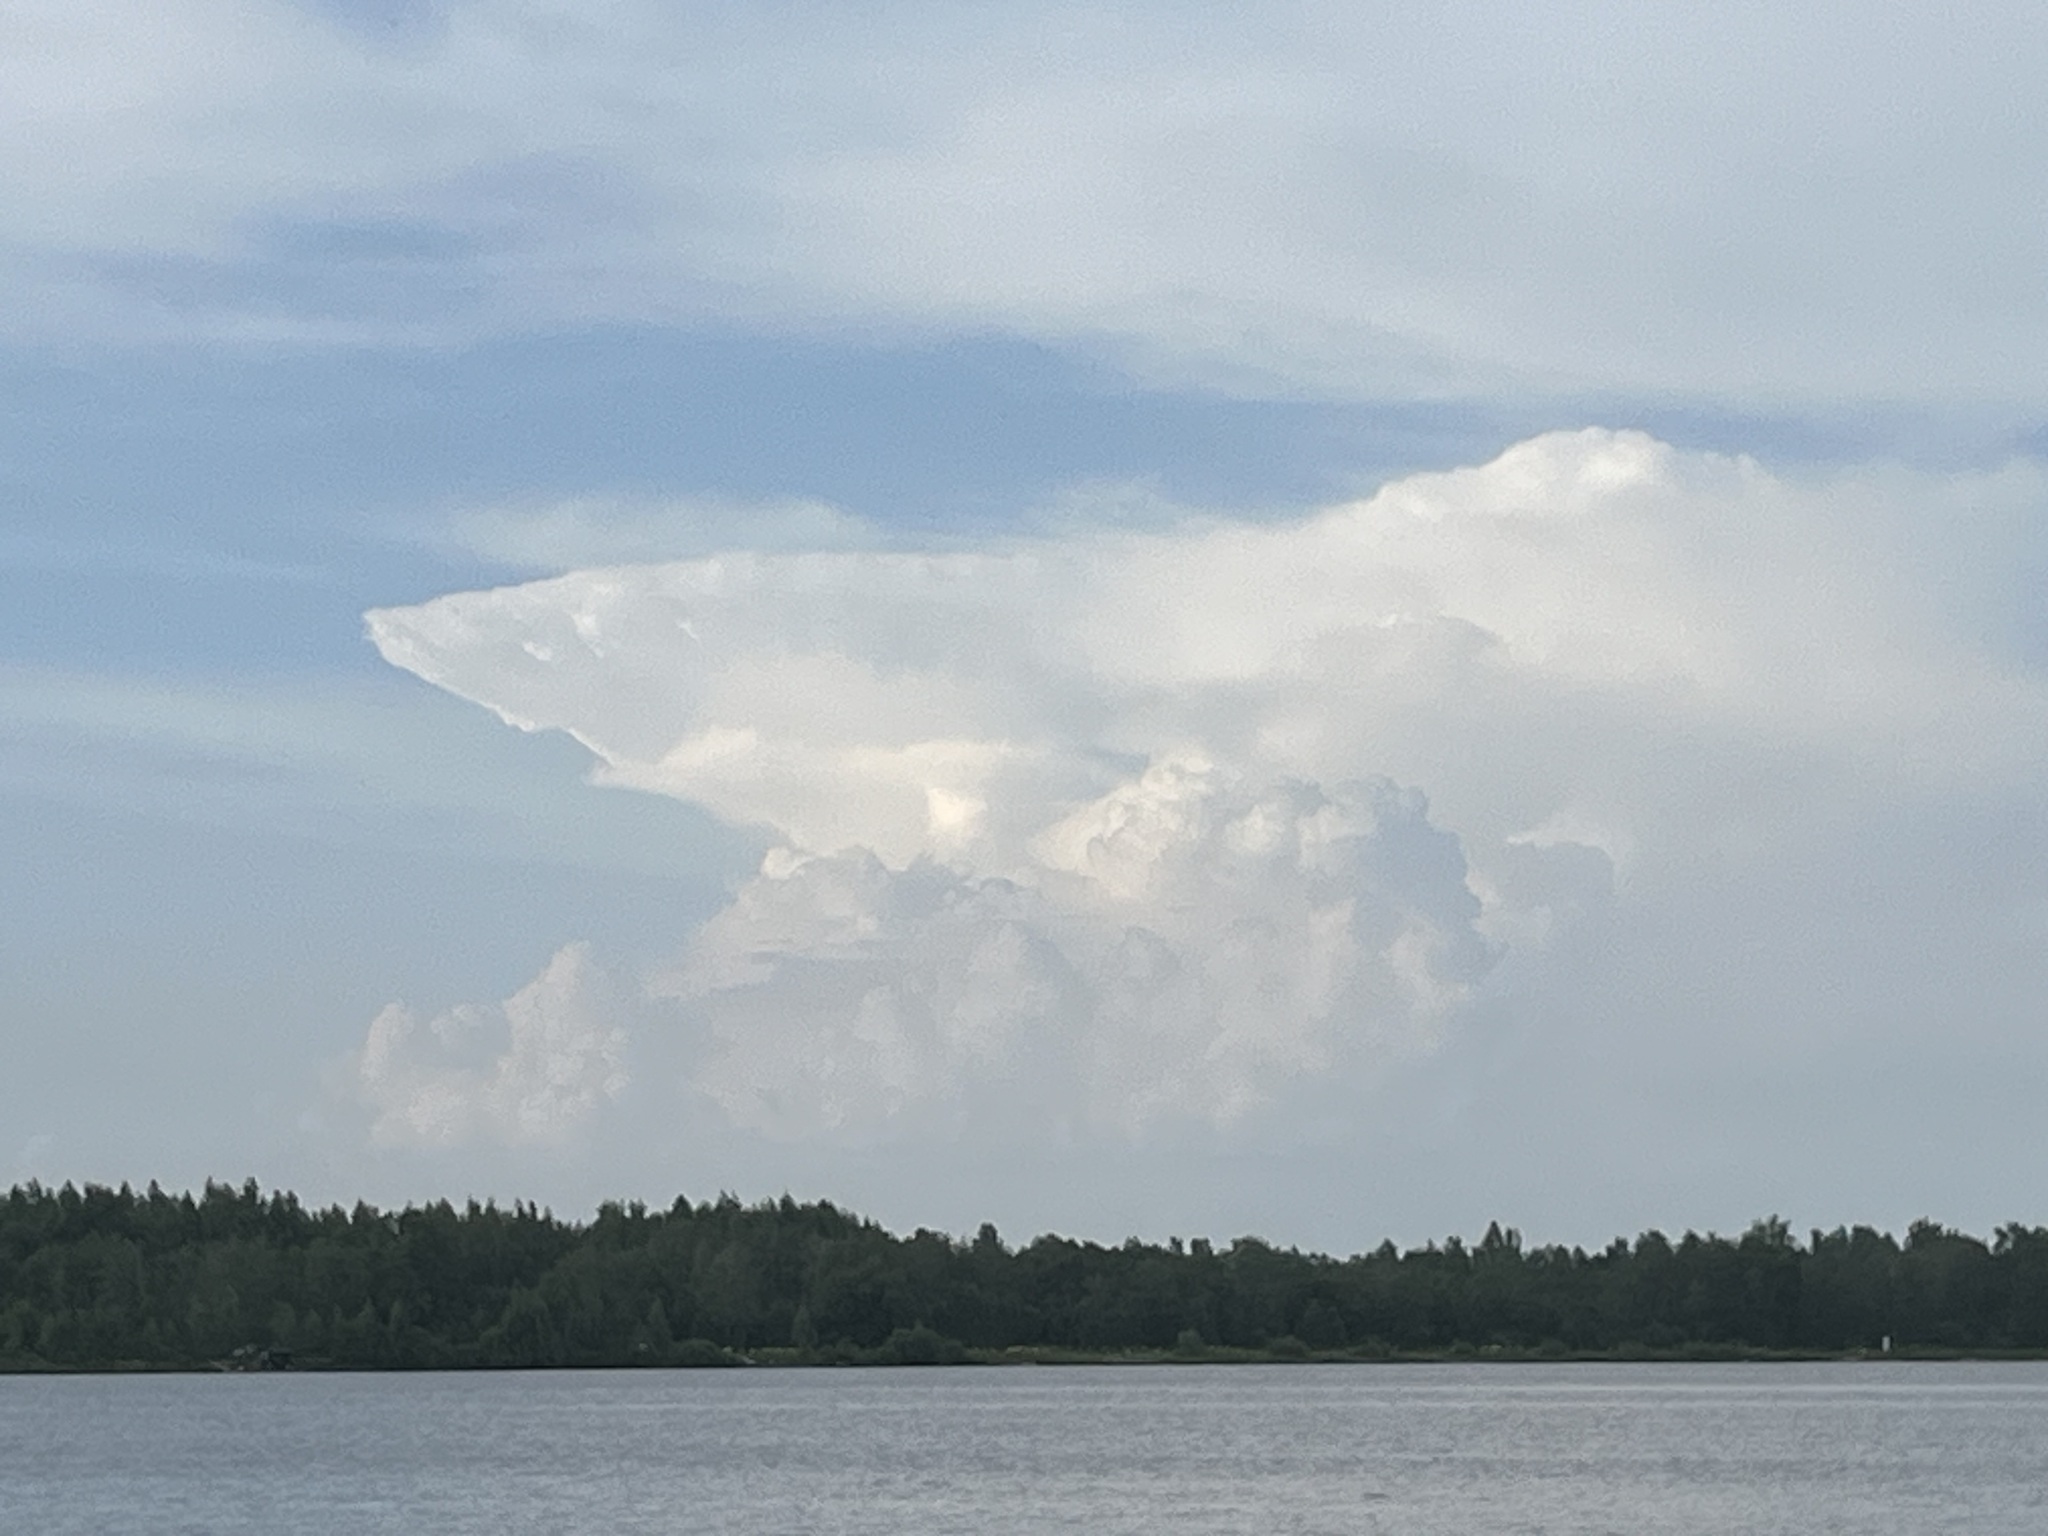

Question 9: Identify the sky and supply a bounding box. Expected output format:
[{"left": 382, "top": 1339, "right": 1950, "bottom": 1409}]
[{"left": 7, "top": 0, "right": 2048, "bottom": 1253}]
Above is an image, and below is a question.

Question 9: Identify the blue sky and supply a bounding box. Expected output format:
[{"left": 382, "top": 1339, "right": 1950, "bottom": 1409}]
[{"left": 7, "top": 1, "right": 2048, "bottom": 1250}]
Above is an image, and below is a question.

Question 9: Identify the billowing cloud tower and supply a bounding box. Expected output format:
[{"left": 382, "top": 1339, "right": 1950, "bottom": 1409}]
[{"left": 362, "top": 430, "right": 2048, "bottom": 1148}]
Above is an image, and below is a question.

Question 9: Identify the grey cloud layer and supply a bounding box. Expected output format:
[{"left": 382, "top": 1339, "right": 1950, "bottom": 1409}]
[
  {"left": 359, "top": 432, "right": 2048, "bottom": 1147},
  {"left": 11, "top": 3, "right": 2048, "bottom": 407}
]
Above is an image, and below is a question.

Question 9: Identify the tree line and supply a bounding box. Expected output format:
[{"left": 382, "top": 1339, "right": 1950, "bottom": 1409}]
[{"left": 4, "top": 1179, "right": 2047, "bottom": 1369}]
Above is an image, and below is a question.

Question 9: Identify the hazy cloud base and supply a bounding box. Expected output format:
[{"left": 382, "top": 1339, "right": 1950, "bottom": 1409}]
[{"left": 356, "top": 431, "right": 2048, "bottom": 1169}]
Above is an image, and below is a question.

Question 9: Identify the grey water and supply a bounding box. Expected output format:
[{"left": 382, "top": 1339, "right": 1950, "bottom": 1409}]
[{"left": 4, "top": 1363, "right": 2046, "bottom": 1534}]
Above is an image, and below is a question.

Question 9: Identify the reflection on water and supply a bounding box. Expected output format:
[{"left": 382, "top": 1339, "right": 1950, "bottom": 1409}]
[{"left": 3, "top": 1362, "right": 2046, "bottom": 1534}]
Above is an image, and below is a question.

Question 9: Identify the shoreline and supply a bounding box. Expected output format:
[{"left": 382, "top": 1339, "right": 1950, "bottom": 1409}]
[{"left": 10, "top": 1345, "right": 2048, "bottom": 1375}]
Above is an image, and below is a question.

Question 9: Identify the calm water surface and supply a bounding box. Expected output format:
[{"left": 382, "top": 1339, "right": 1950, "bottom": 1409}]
[{"left": 3, "top": 1363, "right": 2045, "bottom": 1533}]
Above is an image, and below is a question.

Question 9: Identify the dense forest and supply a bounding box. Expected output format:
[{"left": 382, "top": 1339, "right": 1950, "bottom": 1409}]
[{"left": 5, "top": 1180, "right": 2048, "bottom": 1370}]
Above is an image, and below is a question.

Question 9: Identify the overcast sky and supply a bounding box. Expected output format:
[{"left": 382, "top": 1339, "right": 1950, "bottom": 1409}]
[{"left": 7, "top": 0, "right": 2048, "bottom": 1252}]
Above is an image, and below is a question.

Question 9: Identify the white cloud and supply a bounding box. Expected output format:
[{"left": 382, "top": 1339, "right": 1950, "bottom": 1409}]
[
  {"left": 355, "top": 942, "right": 627, "bottom": 1147},
  {"left": 660, "top": 765, "right": 1492, "bottom": 1137},
  {"left": 10, "top": 3, "right": 2048, "bottom": 408},
  {"left": 368, "top": 430, "right": 2048, "bottom": 860},
  {"left": 363, "top": 431, "right": 2048, "bottom": 1145}
]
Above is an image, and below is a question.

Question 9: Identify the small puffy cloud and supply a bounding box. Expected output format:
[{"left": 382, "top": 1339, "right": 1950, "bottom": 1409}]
[
  {"left": 355, "top": 943, "right": 627, "bottom": 1148},
  {"left": 10, "top": 1133, "right": 56, "bottom": 1186},
  {"left": 362, "top": 431, "right": 2048, "bottom": 1149}
]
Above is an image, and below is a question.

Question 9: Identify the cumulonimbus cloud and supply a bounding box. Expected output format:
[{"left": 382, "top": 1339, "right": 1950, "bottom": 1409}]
[{"left": 359, "top": 430, "right": 2048, "bottom": 1144}]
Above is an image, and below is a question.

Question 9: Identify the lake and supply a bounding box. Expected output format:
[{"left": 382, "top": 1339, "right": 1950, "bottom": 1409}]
[{"left": 3, "top": 1362, "right": 2044, "bottom": 1533}]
